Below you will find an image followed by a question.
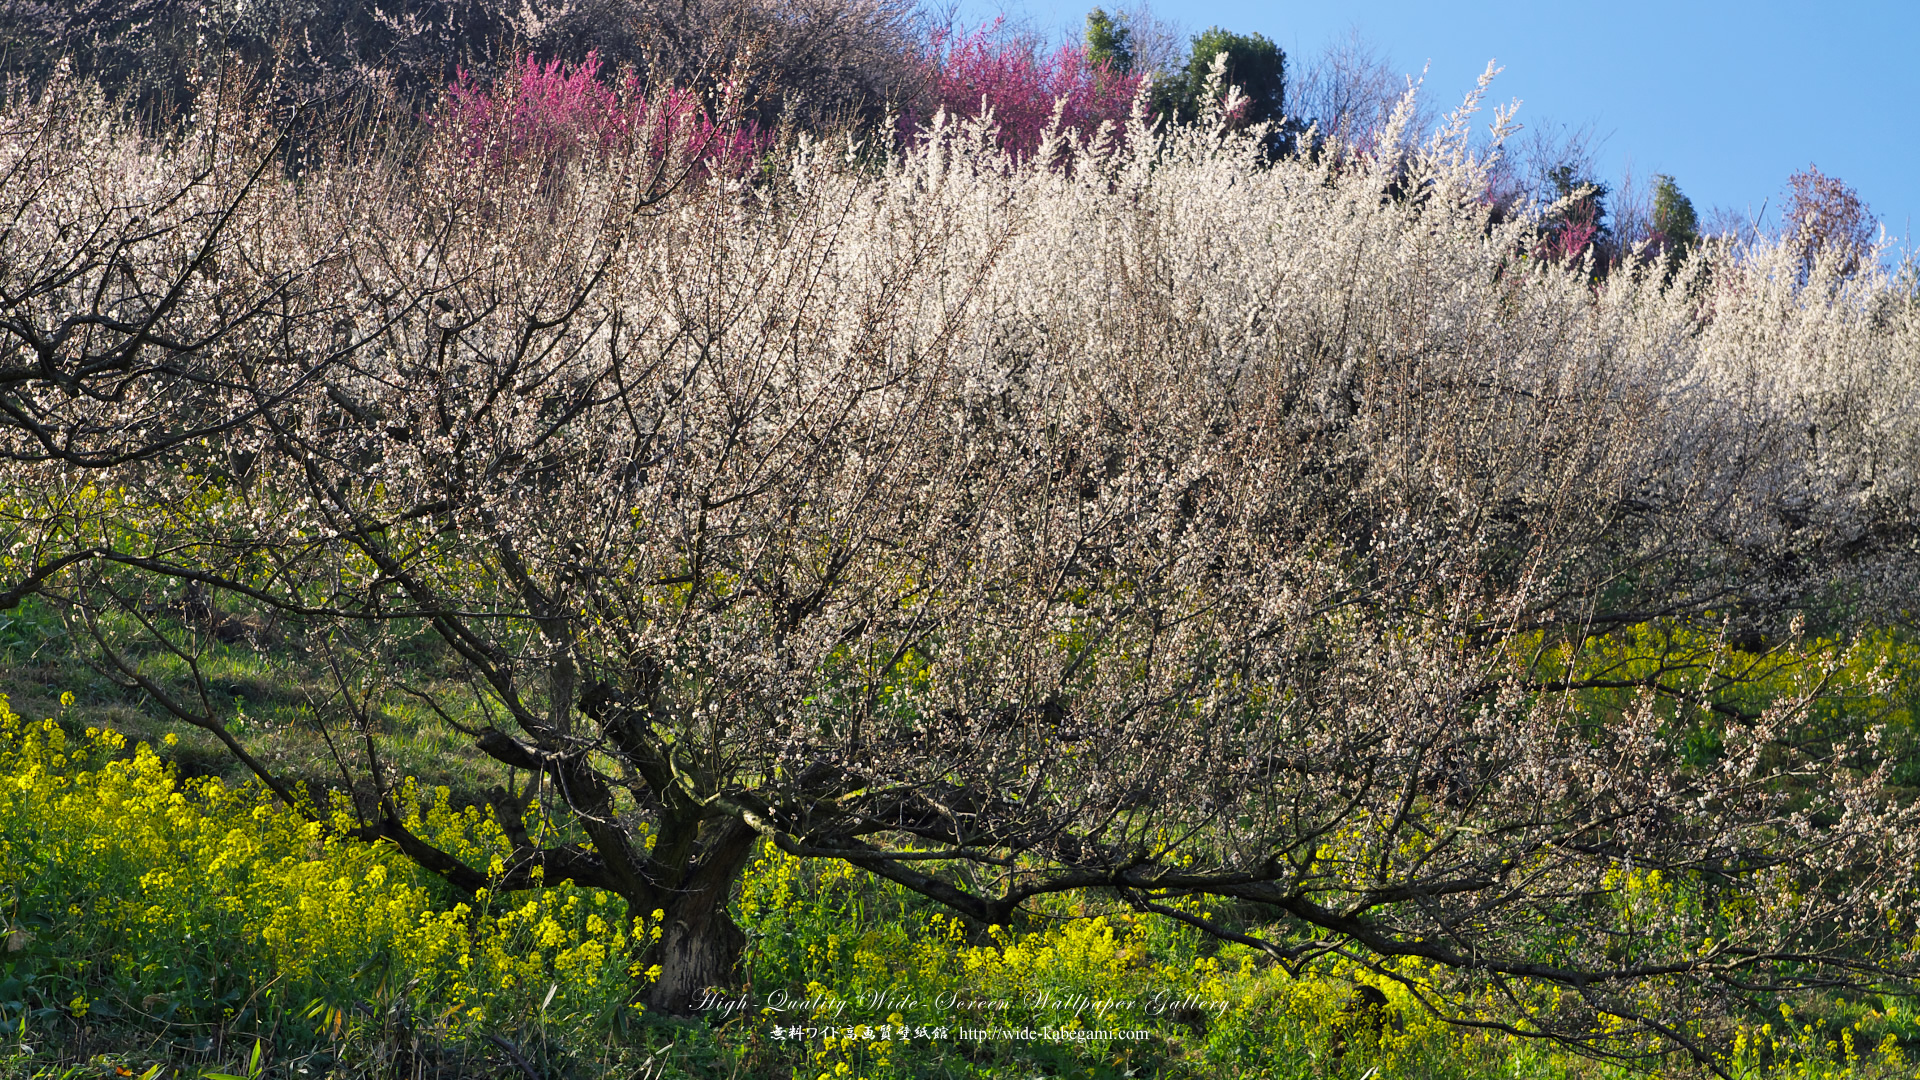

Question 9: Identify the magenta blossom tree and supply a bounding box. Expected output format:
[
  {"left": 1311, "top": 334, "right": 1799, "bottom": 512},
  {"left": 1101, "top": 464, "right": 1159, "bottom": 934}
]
[
  {"left": 446, "top": 52, "right": 766, "bottom": 174},
  {"left": 923, "top": 21, "right": 1143, "bottom": 157}
]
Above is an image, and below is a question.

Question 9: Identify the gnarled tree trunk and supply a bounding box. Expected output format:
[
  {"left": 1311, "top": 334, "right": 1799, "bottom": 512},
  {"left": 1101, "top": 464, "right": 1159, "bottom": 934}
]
[{"left": 638, "top": 818, "right": 760, "bottom": 1015}]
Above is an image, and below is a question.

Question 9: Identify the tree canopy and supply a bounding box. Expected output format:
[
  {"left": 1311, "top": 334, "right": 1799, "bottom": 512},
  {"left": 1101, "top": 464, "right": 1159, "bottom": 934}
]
[
  {"left": 1159, "top": 26, "right": 1286, "bottom": 129},
  {"left": 1084, "top": 7, "right": 1133, "bottom": 73}
]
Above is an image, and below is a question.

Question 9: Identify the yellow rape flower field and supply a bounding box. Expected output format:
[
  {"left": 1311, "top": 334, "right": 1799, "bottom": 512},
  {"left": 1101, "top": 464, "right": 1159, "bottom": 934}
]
[{"left": 2, "top": 694, "right": 1916, "bottom": 1079}]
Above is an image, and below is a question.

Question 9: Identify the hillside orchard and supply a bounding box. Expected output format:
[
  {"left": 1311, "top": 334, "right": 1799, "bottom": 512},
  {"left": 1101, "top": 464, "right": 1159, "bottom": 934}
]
[{"left": 2, "top": 52, "right": 1919, "bottom": 1072}]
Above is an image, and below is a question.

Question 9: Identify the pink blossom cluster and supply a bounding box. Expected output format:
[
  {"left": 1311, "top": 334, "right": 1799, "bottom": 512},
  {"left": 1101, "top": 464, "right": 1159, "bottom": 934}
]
[
  {"left": 445, "top": 53, "right": 765, "bottom": 173},
  {"left": 1542, "top": 213, "right": 1599, "bottom": 262},
  {"left": 921, "top": 22, "right": 1143, "bottom": 156}
]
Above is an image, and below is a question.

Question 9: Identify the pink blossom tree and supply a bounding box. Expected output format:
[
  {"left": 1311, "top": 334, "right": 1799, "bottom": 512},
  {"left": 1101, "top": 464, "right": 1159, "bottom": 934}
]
[
  {"left": 921, "top": 21, "right": 1143, "bottom": 157},
  {"left": 1781, "top": 165, "right": 1876, "bottom": 280},
  {"left": 446, "top": 51, "right": 767, "bottom": 175}
]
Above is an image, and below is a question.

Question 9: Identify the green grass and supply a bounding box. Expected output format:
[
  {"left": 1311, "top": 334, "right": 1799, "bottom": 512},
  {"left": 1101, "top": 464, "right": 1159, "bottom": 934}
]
[{"left": 0, "top": 595, "right": 509, "bottom": 807}]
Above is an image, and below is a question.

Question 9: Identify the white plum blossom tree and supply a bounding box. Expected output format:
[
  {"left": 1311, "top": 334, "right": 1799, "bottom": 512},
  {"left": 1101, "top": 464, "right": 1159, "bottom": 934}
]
[{"left": 4, "top": 65, "right": 1920, "bottom": 1068}]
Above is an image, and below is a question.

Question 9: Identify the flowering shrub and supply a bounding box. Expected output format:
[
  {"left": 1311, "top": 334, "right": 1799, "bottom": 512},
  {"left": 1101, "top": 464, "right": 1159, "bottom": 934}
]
[
  {"left": 445, "top": 52, "right": 766, "bottom": 174},
  {"left": 921, "top": 21, "right": 1144, "bottom": 156}
]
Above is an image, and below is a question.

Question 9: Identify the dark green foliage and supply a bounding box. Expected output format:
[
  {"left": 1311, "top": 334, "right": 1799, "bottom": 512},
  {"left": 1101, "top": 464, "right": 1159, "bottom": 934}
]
[
  {"left": 1546, "top": 164, "right": 1608, "bottom": 217},
  {"left": 1650, "top": 172, "right": 1700, "bottom": 279},
  {"left": 1536, "top": 163, "right": 1612, "bottom": 272},
  {"left": 1084, "top": 7, "right": 1132, "bottom": 74},
  {"left": 1651, "top": 173, "right": 1699, "bottom": 249},
  {"left": 1157, "top": 26, "right": 1285, "bottom": 130}
]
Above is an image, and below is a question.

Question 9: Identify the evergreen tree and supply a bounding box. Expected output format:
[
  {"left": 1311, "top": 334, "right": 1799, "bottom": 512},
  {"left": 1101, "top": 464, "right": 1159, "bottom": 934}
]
[
  {"left": 1648, "top": 173, "right": 1699, "bottom": 280},
  {"left": 1651, "top": 174, "right": 1699, "bottom": 250},
  {"left": 1538, "top": 163, "right": 1611, "bottom": 273},
  {"left": 1085, "top": 7, "right": 1132, "bottom": 74},
  {"left": 1158, "top": 26, "right": 1285, "bottom": 130}
]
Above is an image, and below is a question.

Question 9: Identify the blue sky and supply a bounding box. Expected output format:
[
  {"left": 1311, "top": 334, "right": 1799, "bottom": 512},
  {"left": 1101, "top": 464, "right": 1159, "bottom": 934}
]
[{"left": 952, "top": 0, "right": 1919, "bottom": 255}]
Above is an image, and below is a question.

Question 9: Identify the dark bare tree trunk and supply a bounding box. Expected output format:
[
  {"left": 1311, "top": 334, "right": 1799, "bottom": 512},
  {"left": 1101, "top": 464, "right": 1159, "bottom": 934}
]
[{"left": 638, "top": 817, "right": 760, "bottom": 1015}]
